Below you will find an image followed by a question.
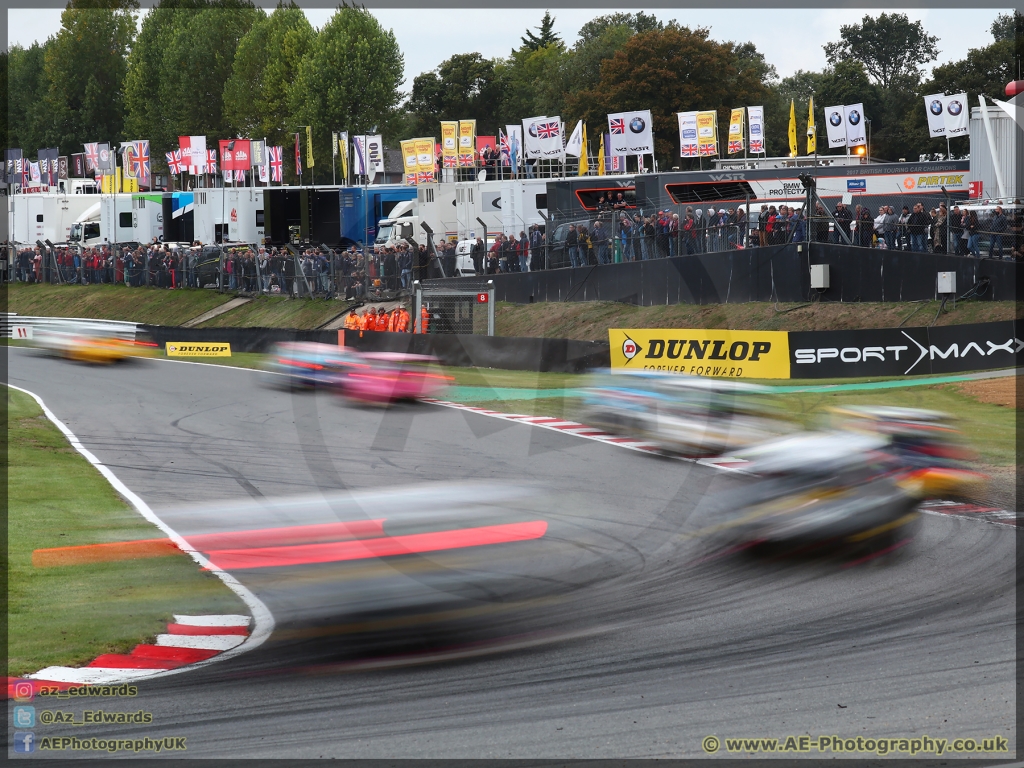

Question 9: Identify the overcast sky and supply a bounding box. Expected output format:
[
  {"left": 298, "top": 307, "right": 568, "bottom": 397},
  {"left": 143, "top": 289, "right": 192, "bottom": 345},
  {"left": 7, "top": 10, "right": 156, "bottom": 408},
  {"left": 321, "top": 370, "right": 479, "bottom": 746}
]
[{"left": 8, "top": 7, "right": 1004, "bottom": 90}]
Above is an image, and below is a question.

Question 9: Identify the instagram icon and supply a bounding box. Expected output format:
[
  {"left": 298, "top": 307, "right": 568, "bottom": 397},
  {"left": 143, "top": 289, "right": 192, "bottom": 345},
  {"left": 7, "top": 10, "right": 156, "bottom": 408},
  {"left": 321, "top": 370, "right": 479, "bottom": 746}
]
[{"left": 12, "top": 681, "right": 34, "bottom": 701}]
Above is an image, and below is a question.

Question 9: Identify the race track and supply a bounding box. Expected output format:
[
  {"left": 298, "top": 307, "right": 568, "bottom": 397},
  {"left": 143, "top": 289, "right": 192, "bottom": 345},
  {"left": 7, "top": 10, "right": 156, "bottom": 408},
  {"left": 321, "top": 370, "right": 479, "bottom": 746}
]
[{"left": 8, "top": 347, "right": 1016, "bottom": 759}]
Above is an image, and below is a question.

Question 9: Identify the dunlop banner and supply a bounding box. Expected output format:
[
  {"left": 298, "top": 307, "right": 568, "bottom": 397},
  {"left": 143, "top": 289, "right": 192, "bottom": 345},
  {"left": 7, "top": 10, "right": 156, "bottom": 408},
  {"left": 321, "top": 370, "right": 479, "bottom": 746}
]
[
  {"left": 609, "top": 329, "right": 790, "bottom": 379},
  {"left": 166, "top": 342, "right": 232, "bottom": 357}
]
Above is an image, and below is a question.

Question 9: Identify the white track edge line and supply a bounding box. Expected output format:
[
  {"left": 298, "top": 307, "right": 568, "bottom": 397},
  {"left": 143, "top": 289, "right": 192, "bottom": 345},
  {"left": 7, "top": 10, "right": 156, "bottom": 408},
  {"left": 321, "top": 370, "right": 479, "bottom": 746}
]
[{"left": 7, "top": 383, "right": 276, "bottom": 683}]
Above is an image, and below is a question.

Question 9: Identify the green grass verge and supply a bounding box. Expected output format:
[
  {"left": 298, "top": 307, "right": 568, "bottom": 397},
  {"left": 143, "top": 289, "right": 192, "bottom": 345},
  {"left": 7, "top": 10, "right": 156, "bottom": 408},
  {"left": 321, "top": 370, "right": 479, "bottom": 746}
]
[
  {"left": 6, "top": 283, "right": 234, "bottom": 327},
  {"left": 494, "top": 299, "right": 1021, "bottom": 341},
  {"left": 6, "top": 388, "right": 247, "bottom": 677},
  {"left": 196, "top": 295, "right": 351, "bottom": 330}
]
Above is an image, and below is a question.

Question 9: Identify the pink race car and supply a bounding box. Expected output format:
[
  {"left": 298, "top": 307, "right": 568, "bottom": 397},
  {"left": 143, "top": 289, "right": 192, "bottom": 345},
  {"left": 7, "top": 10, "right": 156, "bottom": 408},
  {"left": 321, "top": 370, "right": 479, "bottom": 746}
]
[{"left": 336, "top": 352, "right": 453, "bottom": 403}]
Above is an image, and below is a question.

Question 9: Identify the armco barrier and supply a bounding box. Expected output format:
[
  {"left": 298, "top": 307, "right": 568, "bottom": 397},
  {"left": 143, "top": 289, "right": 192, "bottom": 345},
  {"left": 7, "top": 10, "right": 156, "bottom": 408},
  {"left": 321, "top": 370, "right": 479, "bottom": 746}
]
[
  {"left": 140, "top": 325, "right": 338, "bottom": 353},
  {"left": 425, "top": 244, "right": 1016, "bottom": 306}
]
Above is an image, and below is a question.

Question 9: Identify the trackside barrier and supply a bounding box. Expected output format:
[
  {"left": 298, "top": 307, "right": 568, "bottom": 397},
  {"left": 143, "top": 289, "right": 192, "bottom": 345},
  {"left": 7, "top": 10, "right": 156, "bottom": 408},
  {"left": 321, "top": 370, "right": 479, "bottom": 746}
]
[
  {"left": 611, "top": 321, "right": 1022, "bottom": 379},
  {"left": 4, "top": 313, "right": 139, "bottom": 340}
]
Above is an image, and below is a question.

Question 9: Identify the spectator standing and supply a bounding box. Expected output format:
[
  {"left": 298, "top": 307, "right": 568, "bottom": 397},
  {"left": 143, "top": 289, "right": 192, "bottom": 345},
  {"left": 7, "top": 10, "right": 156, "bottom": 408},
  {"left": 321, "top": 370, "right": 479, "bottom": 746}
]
[
  {"left": 592, "top": 221, "right": 609, "bottom": 264},
  {"left": 518, "top": 230, "right": 530, "bottom": 272},
  {"left": 834, "top": 203, "right": 853, "bottom": 244},
  {"left": 566, "top": 224, "right": 580, "bottom": 268},
  {"left": 988, "top": 206, "right": 1008, "bottom": 259},
  {"left": 471, "top": 237, "right": 485, "bottom": 275}
]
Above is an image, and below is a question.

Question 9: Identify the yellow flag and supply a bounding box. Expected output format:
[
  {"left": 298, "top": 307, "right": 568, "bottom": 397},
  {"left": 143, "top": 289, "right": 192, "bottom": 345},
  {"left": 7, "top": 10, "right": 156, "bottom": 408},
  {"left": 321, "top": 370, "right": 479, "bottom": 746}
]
[
  {"left": 400, "top": 139, "right": 418, "bottom": 185},
  {"left": 441, "top": 121, "right": 458, "bottom": 166},
  {"left": 306, "top": 125, "right": 315, "bottom": 168},
  {"left": 578, "top": 122, "right": 589, "bottom": 176},
  {"left": 806, "top": 97, "right": 816, "bottom": 154},
  {"left": 788, "top": 100, "right": 797, "bottom": 157},
  {"left": 597, "top": 132, "right": 605, "bottom": 176},
  {"left": 339, "top": 134, "right": 349, "bottom": 180}
]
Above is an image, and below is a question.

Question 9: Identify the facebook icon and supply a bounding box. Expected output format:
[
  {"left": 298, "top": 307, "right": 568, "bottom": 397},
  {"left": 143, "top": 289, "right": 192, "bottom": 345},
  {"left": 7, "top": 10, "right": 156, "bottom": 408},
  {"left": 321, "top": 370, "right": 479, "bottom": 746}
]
[{"left": 13, "top": 732, "right": 35, "bottom": 753}]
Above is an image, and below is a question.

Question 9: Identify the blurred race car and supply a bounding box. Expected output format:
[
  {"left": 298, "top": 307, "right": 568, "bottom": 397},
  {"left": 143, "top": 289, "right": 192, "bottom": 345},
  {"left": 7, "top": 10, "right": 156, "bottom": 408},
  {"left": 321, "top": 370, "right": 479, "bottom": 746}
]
[
  {"left": 714, "top": 431, "right": 921, "bottom": 553},
  {"left": 581, "top": 371, "right": 785, "bottom": 456},
  {"left": 829, "top": 405, "right": 988, "bottom": 500},
  {"left": 35, "top": 321, "right": 158, "bottom": 364},
  {"left": 259, "top": 341, "right": 360, "bottom": 389},
  {"left": 335, "top": 352, "right": 452, "bottom": 404}
]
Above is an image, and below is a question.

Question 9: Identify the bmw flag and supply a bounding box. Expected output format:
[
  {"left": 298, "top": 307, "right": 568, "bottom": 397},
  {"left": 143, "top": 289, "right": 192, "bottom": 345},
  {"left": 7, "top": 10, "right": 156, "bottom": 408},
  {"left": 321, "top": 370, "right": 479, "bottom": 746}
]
[
  {"left": 924, "top": 93, "right": 947, "bottom": 138},
  {"left": 943, "top": 93, "right": 969, "bottom": 138},
  {"left": 824, "top": 105, "right": 847, "bottom": 149},
  {"left": 607, "top": 110, "right": 653, "bottom": 155},
  {"left": 844, "top": 103, "right": 866, "bottom": 147}
]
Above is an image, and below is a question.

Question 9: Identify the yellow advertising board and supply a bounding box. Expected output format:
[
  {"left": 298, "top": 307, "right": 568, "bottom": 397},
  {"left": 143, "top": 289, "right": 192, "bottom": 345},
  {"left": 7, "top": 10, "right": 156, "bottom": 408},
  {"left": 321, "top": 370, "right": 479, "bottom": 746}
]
[
  {"left": 441, "top": 121, "right": 458, "bottom": 165},
  {"left": 727, "top": 108, "right": 744, "bottom": 154},
  {"left": 400, "top": 139, "right": 418, "bottom": 184},
  {"left": 414, "top": 137, "right": 435, "bottom": 180},
  {"left": 166, "top": 342, "right": 232, "bottom": 357},
  {"left": 458, "top": 119, "right": 476, "bottom": 167},
  {"left": 696, "top": 111, "right": 718, "bottom": 157},
  {"left": 609, "top": 329, "right": 790, "bottom": 379}
]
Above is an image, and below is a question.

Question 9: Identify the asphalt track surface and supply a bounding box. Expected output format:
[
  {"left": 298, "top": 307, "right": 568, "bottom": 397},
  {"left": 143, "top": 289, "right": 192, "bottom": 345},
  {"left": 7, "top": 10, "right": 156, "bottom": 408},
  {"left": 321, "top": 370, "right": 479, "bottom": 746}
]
[{"left": 8, "top": 347, "right": 1017, "bottom": 759}]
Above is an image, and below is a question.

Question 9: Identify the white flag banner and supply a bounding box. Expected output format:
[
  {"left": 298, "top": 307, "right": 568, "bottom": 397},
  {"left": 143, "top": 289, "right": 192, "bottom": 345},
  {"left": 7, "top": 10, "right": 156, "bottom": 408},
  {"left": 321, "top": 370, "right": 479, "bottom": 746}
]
[
  {"left": 844, "top": 103, "right": 866, "bottom": 147},
  {"left": 943, "top": 92, "right": 969, "bottom": 138},
  {"left": 352, "top": 136, "right": 367, "bottom": 175},
  {"left": 564, "top": 120, "right": 584, "bottom": 157},
  {"left": 258, "top": 160, "right": 268, "bottom": 183},
  {"left": 505, "top": 124, "right": 523, "bottom": 169},
  {"left": 539, "top": 116, "right": 563, "bottom": 158},
  {"left": 366, "top": 135, "right": 385, "bottom": 178},
  {"left": 608, "top": 109, "right": 654, "bottom": 155},
  {"left": 924, "top": 94, "right": 947, "bottom": 138},
  {"left": 747, "top": 106, "right": 765, "bottom": 153},
  {"left": 677, "top": 111, "right": 698, "bottom": 157},
  {"left": 522, "top": 116, "right": 547, "bottom": 159},
  {"left": 824, "top": 105, "right": 847, "bottom": 148}
]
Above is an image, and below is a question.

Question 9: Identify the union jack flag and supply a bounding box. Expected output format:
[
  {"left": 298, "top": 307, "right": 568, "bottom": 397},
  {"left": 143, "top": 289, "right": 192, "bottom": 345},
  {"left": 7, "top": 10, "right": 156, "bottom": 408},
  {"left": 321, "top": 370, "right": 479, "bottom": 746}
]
[
  {"left": 166, "top": 150, "right": 182, "bottom": 175},
  {"left": 749, "top": 139, "right": 764, "bottom": 153},
  {"left": 499, "top": 131, "right": 511, "bottom": 166},
  {"left": 458, "top": 153, "right": 473, "bottom": 167},
  {"left": 406, "top": 173, "right": 418, "bottom": 185},
  {"left": 268, "top": 146, "right": 283, "bottom": 182},
  {"left": 234, "top": 169, "right": 245, "bottom": 183},
  {"left": 681, "top": 145, "right": 698, "bottom": 157},
  {"left": 609, "top": 118, "right": 625, "bottom": 135},
  {"left": 443, "top": 155, "right": 457, "bottom": 168},
  {"left": 728, "top": 139, "right": 743, "bottom": 154},
  {"left": 537, "top": 121, "right": 559, "bottom": 139},
  {"left": 417, "top": 170, "right": 434, "bottom": 184},
  {"left": 84, "top": 142, "right": 100, "bottom": 171},
  {"left": 699, "top": 143, "right": 717, "bottom": 156},
  {"left": 207, "top": 149, "right": 218, "bottom": 174},
  {"left": 129, "top": 141, "right": 150, "bottom": 183}
]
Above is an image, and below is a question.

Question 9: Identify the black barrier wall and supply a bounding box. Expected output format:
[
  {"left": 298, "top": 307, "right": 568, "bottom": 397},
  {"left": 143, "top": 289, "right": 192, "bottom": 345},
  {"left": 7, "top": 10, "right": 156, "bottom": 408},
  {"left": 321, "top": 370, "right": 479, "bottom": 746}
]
[
  {"left": 140, "top": 325, "right": 610, "bottom": 373},
  {"left": 426, "top": 244, "right": 1016, "bottom": 305},
  {"left": 789, "top": 320, "right": 1021, "bottom": 378}
]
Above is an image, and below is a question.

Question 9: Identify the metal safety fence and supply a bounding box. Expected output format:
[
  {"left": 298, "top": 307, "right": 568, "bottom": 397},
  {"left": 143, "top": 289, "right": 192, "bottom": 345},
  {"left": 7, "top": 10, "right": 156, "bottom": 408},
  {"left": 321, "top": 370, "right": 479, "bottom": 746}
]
[{"left": 413, "top": 280, "right": 494, "bottom": 335}]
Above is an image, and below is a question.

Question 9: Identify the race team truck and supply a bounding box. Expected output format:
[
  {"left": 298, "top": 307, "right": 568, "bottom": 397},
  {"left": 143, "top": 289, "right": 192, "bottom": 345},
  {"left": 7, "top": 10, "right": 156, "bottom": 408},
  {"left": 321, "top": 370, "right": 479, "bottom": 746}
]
[{"left": 10, "top": 193, "right": 105, "bottom": 245}]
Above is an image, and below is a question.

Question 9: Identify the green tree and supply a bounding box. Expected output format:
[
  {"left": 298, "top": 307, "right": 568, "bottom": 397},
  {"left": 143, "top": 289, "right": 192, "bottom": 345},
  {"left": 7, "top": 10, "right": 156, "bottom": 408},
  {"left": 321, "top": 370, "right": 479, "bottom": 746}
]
[
  {"left": 495, "top": 43, "right": 567, "bottom": 124},
  {"left": 521, "top": 11, "right": 560, "bottom": 51},
  {"left": 42, "top": 0, "right": 138, "bottom": 154},
  {"left": 823, "top": 12, "right": 938, "bottom": 92},
  {"left": 223, "top": 2, "right": 315, "bottom": 148},
  {"left": 7, "top": 42, "right": 52, "bottom": 154},
  {"left": 558, "top": 13, "right": 664, "bottom": 100},
  {"left": 576, "top": 12, "right": 662, "bottom": 45},
  {"left": 289, "top": 6, "right": 404, "bottom": 183},
  {"left": 405, "top": 53, "right": 504, "bottom": 137},
  {"left": 158, "top": 1, "right": 265, "bottom": 144}
]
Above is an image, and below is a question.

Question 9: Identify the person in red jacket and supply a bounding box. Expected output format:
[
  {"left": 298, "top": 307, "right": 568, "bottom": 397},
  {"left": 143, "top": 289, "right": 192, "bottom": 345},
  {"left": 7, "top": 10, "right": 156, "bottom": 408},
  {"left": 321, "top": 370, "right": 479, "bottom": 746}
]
[
  {"left": 360, "top": 307, "right": 377, "bottom": 331},
  {"left": 375, "top": 308, "right": 390, "bottom": 331}
]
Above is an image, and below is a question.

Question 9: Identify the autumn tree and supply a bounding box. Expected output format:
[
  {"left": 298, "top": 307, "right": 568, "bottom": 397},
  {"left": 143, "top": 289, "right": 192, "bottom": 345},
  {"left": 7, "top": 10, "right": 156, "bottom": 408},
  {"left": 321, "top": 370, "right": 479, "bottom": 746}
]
[
  {"left": 575, "top": 26, "right": 773, "bottom": 167},
  {"left": 823, "top": 13, "right": 938, "bottom": 92},
  {"left": 289, "top": 6, "right": 403, "bottom": 183},
  {"left": 42, "top": 0, "right": 138, "bottom": 153}
]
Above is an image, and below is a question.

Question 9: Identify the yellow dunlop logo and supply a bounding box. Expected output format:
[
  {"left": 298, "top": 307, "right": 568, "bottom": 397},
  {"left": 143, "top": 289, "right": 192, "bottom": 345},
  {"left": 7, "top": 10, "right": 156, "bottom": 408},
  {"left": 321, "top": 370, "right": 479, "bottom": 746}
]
[
  {"left": 166, "top": 342, "right": 232, "bottom": 357},
  {"left": 609, "top": 329, "right": 790, "bottom": 379}
]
